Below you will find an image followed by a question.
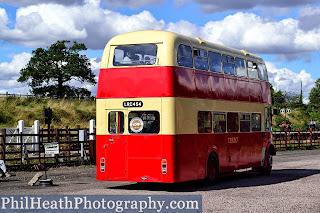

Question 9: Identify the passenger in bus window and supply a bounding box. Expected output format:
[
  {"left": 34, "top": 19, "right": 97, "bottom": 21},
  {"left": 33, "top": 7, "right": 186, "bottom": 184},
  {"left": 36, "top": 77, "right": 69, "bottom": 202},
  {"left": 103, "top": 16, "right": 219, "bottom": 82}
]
[
  {"left": 145, "top": 56, "right": 151, "bottom": 64},
  {"left": 123, "top": 52, "right": 133, "bottom": 64}
]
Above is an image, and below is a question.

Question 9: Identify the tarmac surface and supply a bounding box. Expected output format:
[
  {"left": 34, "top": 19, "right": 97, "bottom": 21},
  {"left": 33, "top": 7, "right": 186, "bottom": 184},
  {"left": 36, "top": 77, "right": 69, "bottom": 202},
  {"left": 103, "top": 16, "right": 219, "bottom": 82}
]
[{"left": 1, "top": 149, "right": 320, "bottom": 212}]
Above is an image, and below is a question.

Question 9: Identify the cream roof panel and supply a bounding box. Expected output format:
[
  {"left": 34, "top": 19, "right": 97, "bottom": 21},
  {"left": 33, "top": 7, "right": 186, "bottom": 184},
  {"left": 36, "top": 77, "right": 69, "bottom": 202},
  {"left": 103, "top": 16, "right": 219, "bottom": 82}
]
[{"left": 100, "top": 30, "right": 264, "bottom": 68}]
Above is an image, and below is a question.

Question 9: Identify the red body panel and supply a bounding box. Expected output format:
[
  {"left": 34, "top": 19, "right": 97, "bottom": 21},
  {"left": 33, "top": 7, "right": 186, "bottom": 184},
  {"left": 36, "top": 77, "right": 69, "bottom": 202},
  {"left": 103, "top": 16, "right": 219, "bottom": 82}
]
[
  {"left": 96, "top": 133, "right": 271, "bottom": 183},
  {"left": 97, "top": 66, "right": 271, "bottom": 105},
  {"left": 97, "top": 67, "right": 175, "bottom": 99}
]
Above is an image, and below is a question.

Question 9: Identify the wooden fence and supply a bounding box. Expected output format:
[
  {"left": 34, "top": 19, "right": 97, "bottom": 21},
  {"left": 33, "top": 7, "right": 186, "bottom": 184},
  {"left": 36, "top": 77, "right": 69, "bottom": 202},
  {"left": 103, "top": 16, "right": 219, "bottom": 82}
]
[
  {"left": 0, "top": 126, "right": 96, "bottom": 171},
  {"left": 272, "top": 129, "right": 320, "bottom": 150},
  {"left": 1, "top": 127, "right": 319, "bottom": 171}
]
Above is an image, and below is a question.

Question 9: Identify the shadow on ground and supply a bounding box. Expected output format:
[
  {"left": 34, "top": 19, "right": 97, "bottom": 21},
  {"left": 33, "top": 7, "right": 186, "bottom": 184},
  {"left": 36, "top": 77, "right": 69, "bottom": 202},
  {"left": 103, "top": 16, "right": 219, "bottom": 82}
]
[{"left": 109, "top": 169, "right": 320, "bottom": 192}]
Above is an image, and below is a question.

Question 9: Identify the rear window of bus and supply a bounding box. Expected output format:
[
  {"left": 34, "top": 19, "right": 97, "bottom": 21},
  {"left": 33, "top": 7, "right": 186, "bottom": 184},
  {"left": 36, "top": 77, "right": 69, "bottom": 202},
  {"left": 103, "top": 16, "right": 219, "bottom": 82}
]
[
  {"left": 128, "top": 111, "right": 160, "bottom": 134},
  {"left": 113, "top": 44, "right": 157, "bottom": 66}
]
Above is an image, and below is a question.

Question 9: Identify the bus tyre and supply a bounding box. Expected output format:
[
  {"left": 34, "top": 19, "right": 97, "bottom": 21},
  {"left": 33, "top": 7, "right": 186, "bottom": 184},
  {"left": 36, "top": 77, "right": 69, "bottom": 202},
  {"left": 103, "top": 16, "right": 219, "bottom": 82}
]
[
  {"left": 262, "top": 149, "right": 273, "bottom": 176},
  {"left": 206, "top": 153, "right": 219, "bottom": 184}
]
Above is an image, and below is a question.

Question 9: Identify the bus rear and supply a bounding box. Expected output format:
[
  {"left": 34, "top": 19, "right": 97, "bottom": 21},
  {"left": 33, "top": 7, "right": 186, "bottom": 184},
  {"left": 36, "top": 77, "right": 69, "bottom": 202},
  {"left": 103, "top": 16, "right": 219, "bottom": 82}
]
[{"left": 96, "top": 31, "right": 178, "bottom": 183}]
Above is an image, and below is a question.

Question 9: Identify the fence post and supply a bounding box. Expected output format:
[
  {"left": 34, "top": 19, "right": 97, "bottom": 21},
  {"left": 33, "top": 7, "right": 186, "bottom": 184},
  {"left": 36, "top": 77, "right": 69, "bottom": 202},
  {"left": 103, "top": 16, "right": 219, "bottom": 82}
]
[
  {"left": 18, "top": 120, "right": 24, "bottom": 164},
  {"left": 65, "top": 126, "right": 71, "bottom": 166},
  {"left": 79, "top": 130, "right": 87, "bottom": 165},
  {"left": 297, "top": 128, "right": 301, "bottom": 149},
  {"left": 33, "top": 120, "right": 40, "bottom": 152},
  {"left": 0, "top": 129, "right": 6, "bottom": 162},
  {"left": 309, "top": 128, "right": 313, "bottom": 148},
  {"left": 54, "top": 128, "right": 59, "bottom": 165},
  {"left": 89, "top": 120, "right": 96, "bottom": 164},
  {"left": 284, "top": 127, "right": 288, "bottom": 150}
]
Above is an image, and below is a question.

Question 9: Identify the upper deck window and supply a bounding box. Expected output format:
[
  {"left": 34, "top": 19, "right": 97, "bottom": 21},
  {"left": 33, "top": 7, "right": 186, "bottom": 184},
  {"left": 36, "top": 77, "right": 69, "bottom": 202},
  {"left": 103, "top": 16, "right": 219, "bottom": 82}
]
[
  {"left": 209, "top": 52, "right": 222, "bottom": 73},
  {"left": 177, "top": 45, "right": 193, "bottom": 68},
  {"left": 194, "top": 48, "right": 208, "bottom": 71},
  {"left": 235, "top": 58, "right": 247, "bottom": 77},
  {"left": 113, "top": 44, "right": 157, "bottom": 66},
  {"left": 247, "top": 61, "right": 259, "bottom": 79},
  {"left": 258, "top": 63, "right": 269, "bottom": 81},
  {"left": 223, "top": 55, "right": 235, "bottom": 75}
]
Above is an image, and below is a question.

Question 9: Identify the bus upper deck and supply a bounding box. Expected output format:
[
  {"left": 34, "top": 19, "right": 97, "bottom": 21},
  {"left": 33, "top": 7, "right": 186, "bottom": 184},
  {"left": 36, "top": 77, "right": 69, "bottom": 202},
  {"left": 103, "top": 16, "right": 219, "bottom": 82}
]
[{"left": 97, "top": 30, "right": 270, "bottom": 105}]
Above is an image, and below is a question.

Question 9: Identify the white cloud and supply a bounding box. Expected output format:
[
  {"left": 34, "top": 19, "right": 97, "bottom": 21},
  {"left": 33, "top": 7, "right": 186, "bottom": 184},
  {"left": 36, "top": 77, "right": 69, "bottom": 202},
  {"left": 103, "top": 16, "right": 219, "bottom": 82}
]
[
  {"left": 0, "top": 2, "right": 165, "bottom": 49},
  {"left": 175, "top": 0, "right": 319, "bottom": 13},
  {"left": 194, "top": 12, "right": 320, "bottom": 57},
  {"left": 1, "top": 2, "right": 320, "bottom": 58},
  {"left": 0, "top": 52, "right": 31, "bottom": 93},
  {"left": 166, "top": 20, "right": 197, "bottom": 37},
  {"left": 0, "top": 52, "right": 31, "bottom": 80},
  {"left": 266, "top": 62, "right": 315, "bottom": 103},
  {"left": 0, "top": 8, "right": 8, "bottom": 28},
  {"left": 102, "top": 0, "right": 164, "bottom": 9},
  {"left": 0, "top": 0, "right": 86, "bottom": 7}
]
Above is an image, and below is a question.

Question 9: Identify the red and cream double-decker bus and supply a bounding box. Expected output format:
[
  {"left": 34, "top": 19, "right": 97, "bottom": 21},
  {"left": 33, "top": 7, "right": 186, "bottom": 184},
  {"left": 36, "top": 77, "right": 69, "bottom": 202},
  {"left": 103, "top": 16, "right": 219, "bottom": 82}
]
[{"left": 96, "top": 30, "right": 276, "bottom": 184}]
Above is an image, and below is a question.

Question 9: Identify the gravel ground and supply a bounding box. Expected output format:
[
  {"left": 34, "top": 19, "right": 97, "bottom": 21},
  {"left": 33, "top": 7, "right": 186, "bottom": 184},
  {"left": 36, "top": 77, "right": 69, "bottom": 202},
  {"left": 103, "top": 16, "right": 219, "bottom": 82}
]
[{"left": 1, "top": 149, "right": 320, "bottom": 212}]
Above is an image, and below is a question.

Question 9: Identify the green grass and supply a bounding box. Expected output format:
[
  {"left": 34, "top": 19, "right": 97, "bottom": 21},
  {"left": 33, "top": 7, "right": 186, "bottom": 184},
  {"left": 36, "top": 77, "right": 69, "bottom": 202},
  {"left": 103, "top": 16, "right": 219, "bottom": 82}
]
[{"left": 0, "top": 97, "right": 95, "bottom": 128}]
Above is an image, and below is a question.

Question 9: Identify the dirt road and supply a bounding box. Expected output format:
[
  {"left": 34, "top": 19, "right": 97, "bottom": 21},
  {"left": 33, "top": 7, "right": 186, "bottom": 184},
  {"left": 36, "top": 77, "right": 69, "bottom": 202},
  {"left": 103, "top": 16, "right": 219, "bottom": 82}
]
[{"left": 1, "top": 150, "right": 320, "bottom": 212}]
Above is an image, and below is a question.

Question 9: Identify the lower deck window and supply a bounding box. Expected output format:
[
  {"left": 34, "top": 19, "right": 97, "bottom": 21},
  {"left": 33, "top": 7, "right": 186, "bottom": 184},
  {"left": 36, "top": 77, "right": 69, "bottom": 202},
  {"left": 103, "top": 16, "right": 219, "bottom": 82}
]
[
  {"left": 198, "top": 111, "right": 212, "bottom": 133},
  {"left": 108, "top": 111, "right": 124, "bottom": 134},
  {"left": 240, "top": 114, "right": 250, "bottom": 132},
  {"left": 252, "top": 113, "right": 261, "bottom": 131},
  {"left": 227, "top": 112, "right": 239, "bottom": 132},
  {"left": 128, "top": 111, "right": 160, "bottom": 134},
  {"left": 213, "top": 113, "right": 226, "bottom": 133}
]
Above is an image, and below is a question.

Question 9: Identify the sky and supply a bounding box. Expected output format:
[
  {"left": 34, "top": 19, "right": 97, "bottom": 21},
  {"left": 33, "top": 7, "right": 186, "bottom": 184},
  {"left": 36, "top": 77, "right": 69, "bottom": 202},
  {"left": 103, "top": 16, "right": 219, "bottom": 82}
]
[{"left": 1, "top": 0, "right": 320, "bottom": 103}]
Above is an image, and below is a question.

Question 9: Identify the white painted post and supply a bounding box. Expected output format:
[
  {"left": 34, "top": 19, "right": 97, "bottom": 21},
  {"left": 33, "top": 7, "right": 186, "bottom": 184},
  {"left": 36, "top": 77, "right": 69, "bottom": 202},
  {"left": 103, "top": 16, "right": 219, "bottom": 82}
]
[
  {"left": 79, "top": 130, "right": 87, "bottom": 165},
  {"left": 33, "top": 120, "right": 40, "bottom": 152},
  {"left": 18, "top": 120, "right": 24, "bottom": 163},
  {"left": 89, "top": 119, "right": 95, "bottom": 140}
]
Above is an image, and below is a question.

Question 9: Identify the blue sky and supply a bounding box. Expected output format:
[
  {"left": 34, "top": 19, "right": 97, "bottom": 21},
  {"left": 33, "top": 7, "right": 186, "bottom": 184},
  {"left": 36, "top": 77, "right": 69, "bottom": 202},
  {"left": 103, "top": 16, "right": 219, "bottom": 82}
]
[{"left": 1, "top": 0, "right": 320, "bottom": 102}]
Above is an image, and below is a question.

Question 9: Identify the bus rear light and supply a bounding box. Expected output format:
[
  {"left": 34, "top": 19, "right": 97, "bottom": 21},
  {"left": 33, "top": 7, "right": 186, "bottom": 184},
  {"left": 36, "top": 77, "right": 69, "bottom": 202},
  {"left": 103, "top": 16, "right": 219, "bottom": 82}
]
[
  {"left": 161, "top": 159, "right": 167, "bottom": 174},
  {"left": 100, "top": 158, "right": 105, "bottom": 172}
]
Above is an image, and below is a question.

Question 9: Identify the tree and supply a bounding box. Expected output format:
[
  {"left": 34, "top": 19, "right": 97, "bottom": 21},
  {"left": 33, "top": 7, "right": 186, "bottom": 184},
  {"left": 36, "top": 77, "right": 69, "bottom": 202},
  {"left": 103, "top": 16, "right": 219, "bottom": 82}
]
[
  {"left": 309, "top": 78, "right": 320, "bottom": 106},
  {"left": 18, "top": 40, "right": 96, "bottom": 98},
  {"left": 271, "top": 84, "right": 285, "bottom": 108}
]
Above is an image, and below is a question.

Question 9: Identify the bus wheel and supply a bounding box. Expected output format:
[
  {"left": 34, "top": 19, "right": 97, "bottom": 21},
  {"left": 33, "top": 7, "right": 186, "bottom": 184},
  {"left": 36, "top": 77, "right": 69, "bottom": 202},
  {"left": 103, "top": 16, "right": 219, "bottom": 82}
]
[
  {"left": 262, "top": 149, "right": 273, "bottom": 176},
  {"left": 206, "top": 153, "right": 219, "bottom": 184}
]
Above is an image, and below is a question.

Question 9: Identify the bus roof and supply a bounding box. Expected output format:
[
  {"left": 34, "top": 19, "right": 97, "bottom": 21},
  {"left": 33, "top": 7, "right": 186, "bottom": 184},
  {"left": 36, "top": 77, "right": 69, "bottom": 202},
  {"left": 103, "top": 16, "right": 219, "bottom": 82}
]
[{"left": 102, "top": 30, "right": 264, "bottom": 68}]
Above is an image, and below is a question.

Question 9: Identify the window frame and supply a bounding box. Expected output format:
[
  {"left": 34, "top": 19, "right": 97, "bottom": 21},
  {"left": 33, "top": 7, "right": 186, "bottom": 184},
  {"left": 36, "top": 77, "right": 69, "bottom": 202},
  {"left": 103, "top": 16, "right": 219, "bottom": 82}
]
[
  {"left": 193, "top": 48, "right": 209, "bottom": 71},
  {"left": 177, "top": 44, "right": 193, "bottom": 68},
  {"left": 108, "top": 111, "right": 125, "bottom": 134},
  {"left": 198, "top": 111, "right": 213, "bottom": 133},
  {"left": 128, "top": 111, "right": 160, "bottom": 134},
  {"left": 251, "top": 113, "right": 261, "bottom": 132},
  {"left": 113, "top": 44, "right": 158, "bottom": 67},
  {"left": 240, "top": 113, "right": 251, "bottom": 132},
  {"left": 222, "top": 55, "right": 235, "bottom": 75},
  {"left": 213, "top": 112, "right": 226, "bottom": 133},
  {"left": 208, "top": 51, "right": 222, "bottom": 73},
  {"left": 235, "top": 57, "right": 247, "bottom": 77},
  {"left": 247, "top": 61, "right": 259, "bottom": 79},
  {"left": 227, "top": 112, "right": 239, "bottom": 133}
]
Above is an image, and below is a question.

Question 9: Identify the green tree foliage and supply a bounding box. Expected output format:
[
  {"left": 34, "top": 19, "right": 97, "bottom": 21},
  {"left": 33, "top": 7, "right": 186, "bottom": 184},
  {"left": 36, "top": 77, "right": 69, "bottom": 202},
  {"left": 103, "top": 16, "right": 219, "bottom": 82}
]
[
  {"left": 309, "top": 78, "right": 320, "bottom": 106},
  {"left": 271, "top": 88, "right": 285, "bottom": 109},
  {"left": 283, "top": 91, "right": 302, "bottom": 108},
  {"left": 18, "top": 40, "right": 96, "bottom": 98}
]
